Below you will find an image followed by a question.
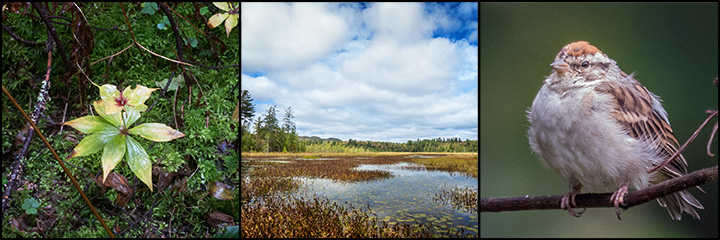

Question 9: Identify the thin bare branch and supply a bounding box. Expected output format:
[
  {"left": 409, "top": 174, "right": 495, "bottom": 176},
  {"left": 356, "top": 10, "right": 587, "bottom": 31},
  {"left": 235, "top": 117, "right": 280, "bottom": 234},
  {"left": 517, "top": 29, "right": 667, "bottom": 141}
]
[
  {"left": 90, "top": 43, "right": 133, "bottom": 66},
  {"left": 133, "top": 41, "right": 194, "bottom": 67},
  {"left": 481, "top": 165, "right": 717, "bottom": 213},
  {"left": 2, "top": 25, "right": 40, "bottom": 45},
  {"left": 119, "top": 2, "right": 144, "bottom": 56}
]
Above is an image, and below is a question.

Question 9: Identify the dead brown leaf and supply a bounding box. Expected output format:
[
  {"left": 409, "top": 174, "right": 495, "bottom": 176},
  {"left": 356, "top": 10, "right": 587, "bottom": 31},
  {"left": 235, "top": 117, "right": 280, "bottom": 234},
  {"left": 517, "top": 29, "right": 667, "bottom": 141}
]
[
  {"left": 9, "top": 214, "right": 30, "bottom": 231},
  {"left": 95, "top": 172, "right": 133, "bottom": 207},
  {"left": 204, "top": 211, "right": 234, "bottom": 228}
]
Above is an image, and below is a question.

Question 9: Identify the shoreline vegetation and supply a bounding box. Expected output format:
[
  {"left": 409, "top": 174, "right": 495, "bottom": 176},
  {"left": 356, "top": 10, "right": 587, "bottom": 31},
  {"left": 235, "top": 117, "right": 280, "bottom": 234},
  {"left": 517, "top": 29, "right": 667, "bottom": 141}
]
[
  {"left": 241, "top": 152, "right": 478, "bottom": 238},
  {"left": 242, "top": 151, "right": 476, "bottom": 157}
]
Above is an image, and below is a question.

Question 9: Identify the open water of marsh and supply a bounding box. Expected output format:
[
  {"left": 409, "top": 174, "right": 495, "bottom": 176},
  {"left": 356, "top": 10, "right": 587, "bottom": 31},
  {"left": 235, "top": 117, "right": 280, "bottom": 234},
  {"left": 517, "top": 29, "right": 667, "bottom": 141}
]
[{"left": 286, "top": 161, "right": 478, "bottom": 235}]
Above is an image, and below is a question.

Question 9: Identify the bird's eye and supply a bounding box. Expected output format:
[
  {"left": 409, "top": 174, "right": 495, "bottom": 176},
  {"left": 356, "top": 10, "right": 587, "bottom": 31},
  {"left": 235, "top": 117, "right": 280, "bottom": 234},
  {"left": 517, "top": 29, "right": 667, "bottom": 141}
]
[{"left": 581, "top": 61, "right": 590, "bottom": 68}]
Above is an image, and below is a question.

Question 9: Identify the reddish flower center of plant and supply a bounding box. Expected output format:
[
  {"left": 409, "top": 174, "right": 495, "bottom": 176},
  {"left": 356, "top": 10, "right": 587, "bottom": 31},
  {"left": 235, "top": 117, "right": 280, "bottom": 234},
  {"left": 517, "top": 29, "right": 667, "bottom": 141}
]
[{"left": 115, "top": 93, "right": 128, "bottom": 107}]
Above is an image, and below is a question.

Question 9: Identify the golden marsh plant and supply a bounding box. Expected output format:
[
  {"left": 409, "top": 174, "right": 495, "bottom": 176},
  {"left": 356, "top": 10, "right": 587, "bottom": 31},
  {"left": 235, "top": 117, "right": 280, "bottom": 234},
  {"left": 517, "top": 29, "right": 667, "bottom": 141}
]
[{"left": 241, "top": 194, "right": 478, "bottom": 238}]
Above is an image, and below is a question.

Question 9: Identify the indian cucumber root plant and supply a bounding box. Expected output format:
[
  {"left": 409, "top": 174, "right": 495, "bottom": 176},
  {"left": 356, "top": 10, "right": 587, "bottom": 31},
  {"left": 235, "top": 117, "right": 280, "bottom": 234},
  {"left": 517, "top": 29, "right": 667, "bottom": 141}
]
[
  {"left": 2, "top": 2, "right": 238, "bottom": 238},
  {"left": 63, "top": 82, "right": 185, "bottom": 192}
]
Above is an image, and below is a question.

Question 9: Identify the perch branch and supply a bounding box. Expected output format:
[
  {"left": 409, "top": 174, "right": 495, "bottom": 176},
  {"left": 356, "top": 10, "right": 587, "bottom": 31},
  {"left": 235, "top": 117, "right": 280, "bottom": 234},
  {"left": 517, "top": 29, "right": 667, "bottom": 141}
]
[{"left": 480, "top": 165, "right": 717, "bottom": 213}]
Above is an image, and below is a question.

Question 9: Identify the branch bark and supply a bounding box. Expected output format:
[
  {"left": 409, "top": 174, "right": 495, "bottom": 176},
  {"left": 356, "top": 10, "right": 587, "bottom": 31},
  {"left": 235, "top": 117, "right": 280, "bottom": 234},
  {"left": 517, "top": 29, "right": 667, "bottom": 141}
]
[
  {"left": 481, "top": 165, "right": 717, "bottom": 213},
  {"left": 1, "top": 25, "right": 40, "bottom": 45},
  {"left": 31, "top": 2, "right": 70, "bottom": 67}
]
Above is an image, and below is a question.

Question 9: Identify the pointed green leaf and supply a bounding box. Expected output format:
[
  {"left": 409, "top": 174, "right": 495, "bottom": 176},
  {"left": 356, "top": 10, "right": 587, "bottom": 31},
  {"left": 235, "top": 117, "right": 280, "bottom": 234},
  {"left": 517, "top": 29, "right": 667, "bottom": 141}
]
[
  {"left": 124, "top": 104, "right": 147, "bottom": 127},
  {"left": 102, "top": 134, "right": 126, "bottom": 182},
  {"left": 125, "top": 136, "right": 153, "bottom": 192},
  {"left": 188, "top": 36, "right": 198, "bottom": 48},
  {"left": 129, "top": 123, "right": 185, "bottom": 142},
  {"left": 94, "top": 100, "right": 124, "bottom": 127},
  {"left": 99, "top": 84, "right": 124, "bottom": 114},
  {"left": 124, "top": 85, "right": 157, "bottom": 106},
  {"left": 63, "top": 116, "right": 115, "bottom": 134},
  {"left": 67, "top": 129, "right": 120, "bottom": 159},
  {"left": 213, "top": 2, "right": 232, "bottom": 11}
]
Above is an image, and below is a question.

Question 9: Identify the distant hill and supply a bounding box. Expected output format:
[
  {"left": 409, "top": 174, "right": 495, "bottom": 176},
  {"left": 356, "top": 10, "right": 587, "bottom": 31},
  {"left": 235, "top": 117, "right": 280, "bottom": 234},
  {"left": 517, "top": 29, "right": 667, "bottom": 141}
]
[{"left": 299, "top": 136, "right": 343, "bottom": 142}]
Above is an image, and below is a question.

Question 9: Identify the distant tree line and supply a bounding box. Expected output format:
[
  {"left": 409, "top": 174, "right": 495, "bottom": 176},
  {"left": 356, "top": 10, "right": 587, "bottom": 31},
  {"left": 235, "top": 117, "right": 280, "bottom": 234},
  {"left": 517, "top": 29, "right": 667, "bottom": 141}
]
[
  {"left": 241, "top": 90, "right": 478, "bottom": 153},
  {"left": 302, "top": 137, "right": 478, "bottom": 153}
]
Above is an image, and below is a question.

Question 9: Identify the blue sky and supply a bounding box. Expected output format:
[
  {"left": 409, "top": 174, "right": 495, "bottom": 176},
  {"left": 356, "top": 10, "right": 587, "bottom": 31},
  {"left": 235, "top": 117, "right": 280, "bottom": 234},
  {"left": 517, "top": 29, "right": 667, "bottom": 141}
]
[{"left": 241, "top": 2, "right": 477, "bottom": 143}]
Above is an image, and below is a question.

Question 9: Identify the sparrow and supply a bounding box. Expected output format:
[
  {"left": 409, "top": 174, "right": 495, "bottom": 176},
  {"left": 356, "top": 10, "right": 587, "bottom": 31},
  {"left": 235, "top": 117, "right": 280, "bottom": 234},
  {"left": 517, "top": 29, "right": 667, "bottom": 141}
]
[{"left": 527, "top": 41, "right": 703, "bottom": 220}]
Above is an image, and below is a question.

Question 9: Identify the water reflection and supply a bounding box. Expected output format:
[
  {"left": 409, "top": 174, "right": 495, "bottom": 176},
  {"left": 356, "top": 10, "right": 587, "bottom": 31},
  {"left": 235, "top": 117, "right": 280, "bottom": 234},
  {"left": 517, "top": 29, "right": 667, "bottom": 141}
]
[{"left": 287, "top": 161, "right": 478, "bottom": 235}]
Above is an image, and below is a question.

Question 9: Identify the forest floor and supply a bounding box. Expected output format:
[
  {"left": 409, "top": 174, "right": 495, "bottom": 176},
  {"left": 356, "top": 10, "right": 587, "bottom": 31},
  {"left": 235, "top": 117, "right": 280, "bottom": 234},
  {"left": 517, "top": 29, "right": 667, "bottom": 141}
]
[{"left": 2, "top": 3, "right": 238, "bottom": 237}]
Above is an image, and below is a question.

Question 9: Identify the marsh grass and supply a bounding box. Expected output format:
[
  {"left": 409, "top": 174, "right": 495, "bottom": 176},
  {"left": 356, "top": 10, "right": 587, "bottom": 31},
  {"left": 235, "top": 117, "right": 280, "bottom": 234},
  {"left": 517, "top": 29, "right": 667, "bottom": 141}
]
[
  {"left": 240, "top": 152, "right": 479, "bottom": 238},
  {"left": 433, "top": 186, "right": 478, "bottom": 213},
  {"left": 241, "top": 177, "right": 301, "bottom": 203},
  {"left": 241, "top": 194, "right": 478, "bottom": 238},
  {"left": 246, "top": 155, "right": 408, "bottom": 182},
  {"left": 241, "top": 151, "right": 451, "bottom": 158},
  {"left": 410, "top": 154, "right": 478, "bottom": 178}
]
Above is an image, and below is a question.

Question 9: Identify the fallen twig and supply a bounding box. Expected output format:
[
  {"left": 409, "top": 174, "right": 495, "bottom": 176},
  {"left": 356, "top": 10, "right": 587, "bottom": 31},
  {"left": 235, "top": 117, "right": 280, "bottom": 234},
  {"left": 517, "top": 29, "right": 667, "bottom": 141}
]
[{"left": 2, "top": 37, "right": 53, "bottom": 212}]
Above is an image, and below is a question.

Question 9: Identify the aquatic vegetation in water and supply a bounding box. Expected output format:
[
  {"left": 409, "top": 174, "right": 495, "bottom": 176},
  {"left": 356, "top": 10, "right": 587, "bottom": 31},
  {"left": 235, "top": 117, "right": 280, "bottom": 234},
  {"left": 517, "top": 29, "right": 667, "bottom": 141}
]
[{"left": 433, "top": 186, "right": 478, "bottom": 213}]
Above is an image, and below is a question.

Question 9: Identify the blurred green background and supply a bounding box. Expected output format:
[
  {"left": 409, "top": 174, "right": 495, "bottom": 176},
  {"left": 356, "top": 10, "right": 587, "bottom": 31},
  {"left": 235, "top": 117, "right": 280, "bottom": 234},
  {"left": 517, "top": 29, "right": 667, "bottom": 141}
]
[{"left": 480, "top": 3, "right": 718, "bottom": 238}]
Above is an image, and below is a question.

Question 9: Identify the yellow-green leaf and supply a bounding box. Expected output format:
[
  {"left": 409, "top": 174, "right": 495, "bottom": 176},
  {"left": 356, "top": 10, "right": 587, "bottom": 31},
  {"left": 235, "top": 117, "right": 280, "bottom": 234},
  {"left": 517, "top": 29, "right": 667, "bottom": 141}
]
[
  {"left": 63, "top": 116, "right": 115, "bottom": 134},
  {"left": 94, "top": 100, "right": 124, "bottom": 127},
  {"left": 125, "top": 136, "right": 153, "bottom": 192},
  {"left": 67, "top": 129, "right": 120, "bottom": 159},
  {"left": 128, "top": 123, "right": 185, "bottom": 142},
  {"left": 208, "top": 13, "right": 228, "bottom": 29},
  {"left": 224, "top": 14, "right": 238, "bottom": 38},
  {"left": 124, "top": 104, "right": 148, "bottom": 127},
  {"left": 213, "top": 2, "right": 232, "bottom": 11},
  {"left": 102, "top": 134, "right": 126, "bottom": 182},
  {"left": 123, "top": 85, "right": 157, "bottom": 106}
]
